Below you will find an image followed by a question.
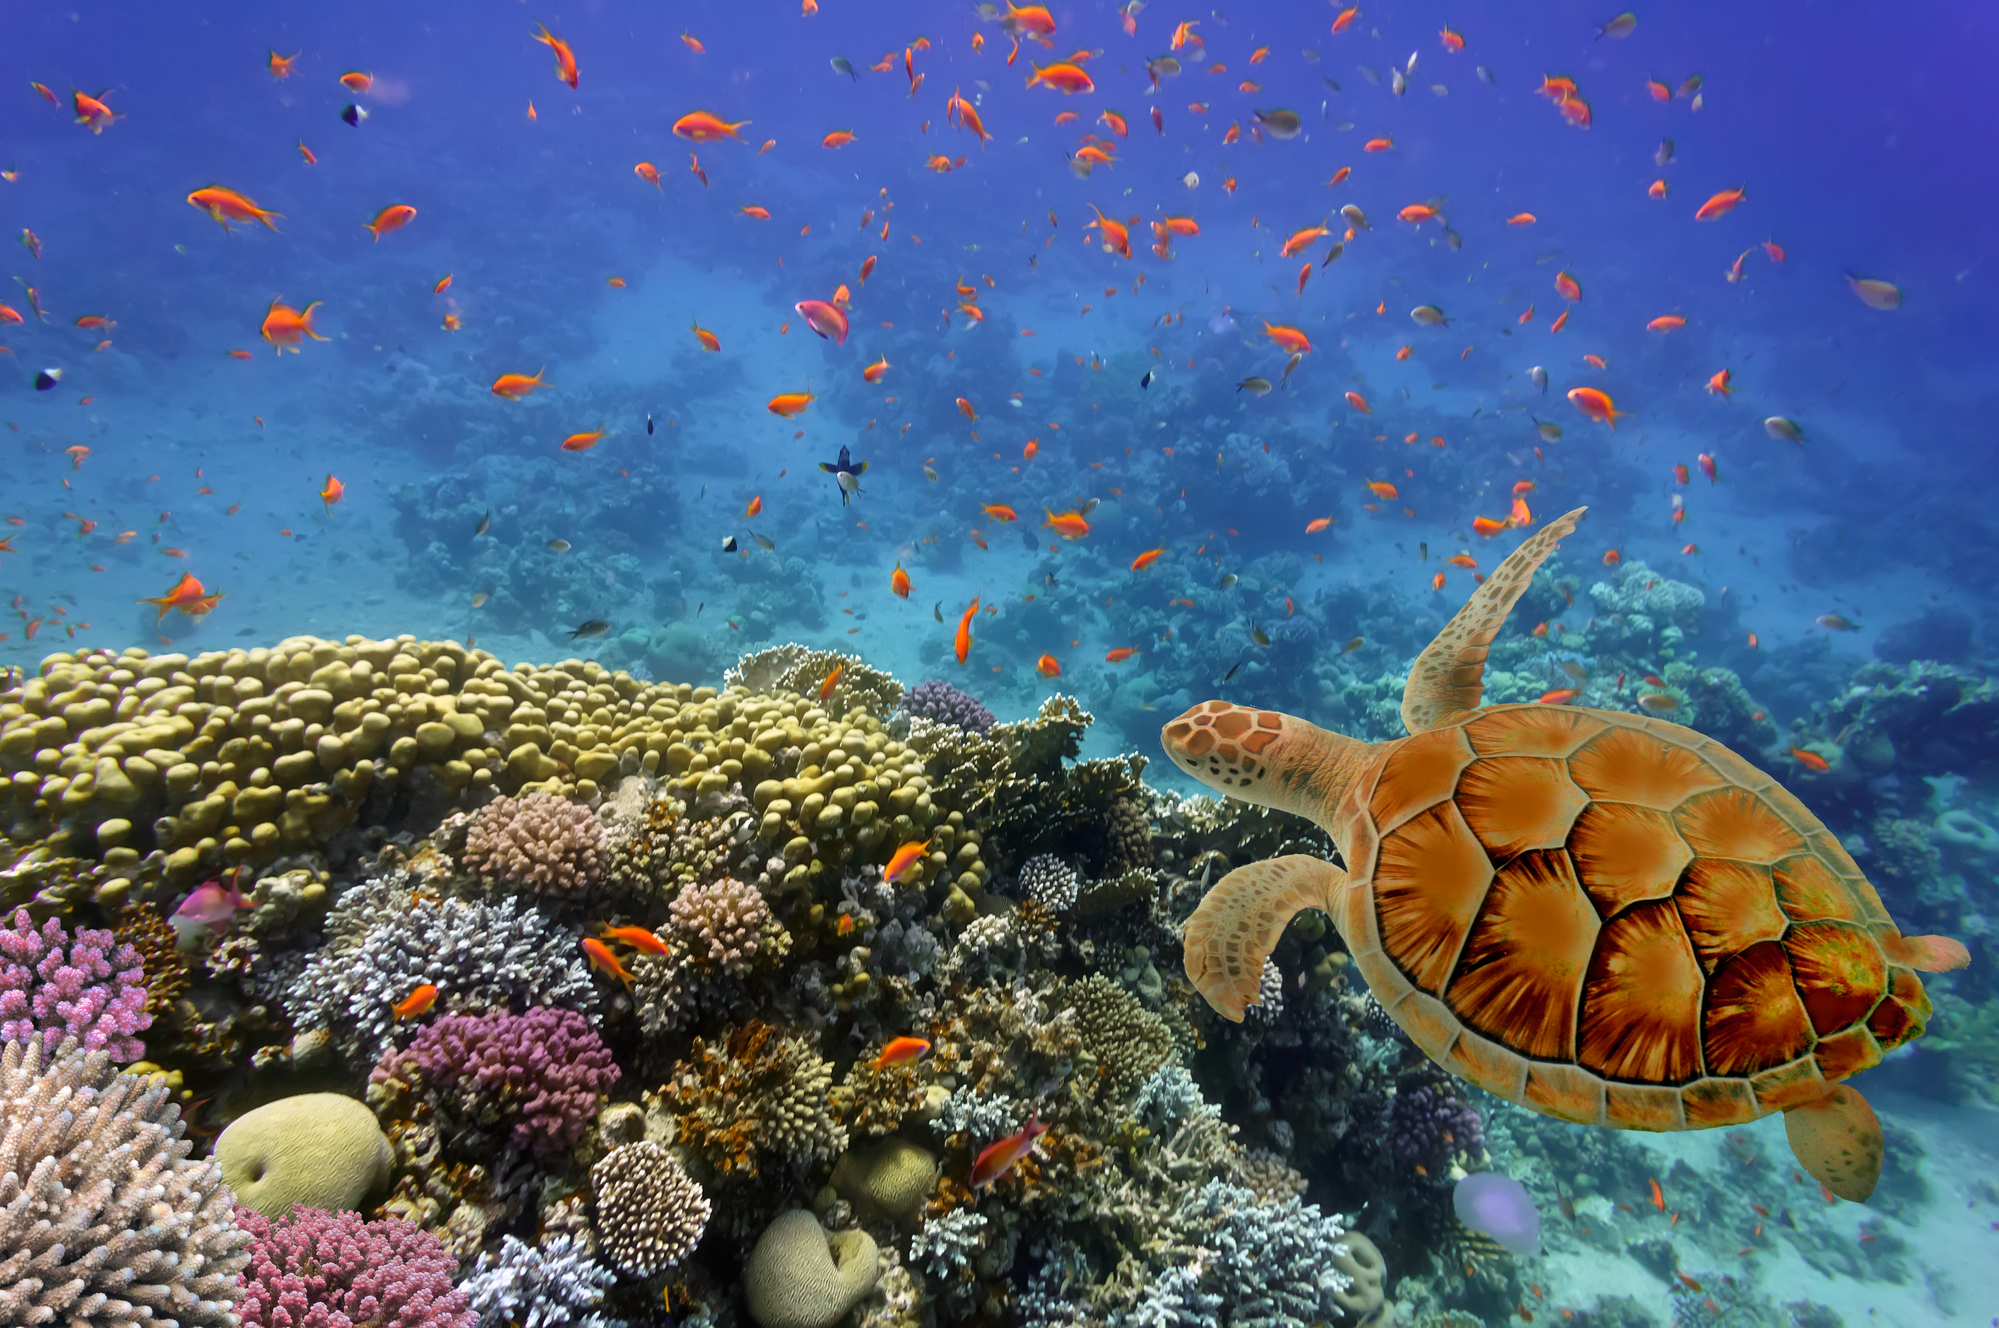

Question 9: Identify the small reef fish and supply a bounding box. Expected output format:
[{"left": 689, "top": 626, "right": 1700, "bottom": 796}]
[
  {"left": 392, "top": 983, "right": 439, "bottom": 1020},
  {"left": 1789, "top": 746, "right": 1831, "bottom": 772},
  {"left": 770, "top": 387, "right": 816, "bottom": 418},
  {"left": 139, "top": 572, "right": 223, "bottom": 622},
  {"left": 319, "top": 475, "right": 344, "bottom": 511},
  {"left": 884, "top": 838, "right": 932, "bottom": 884},
  {"left": 955, "top": 599, "right": 980, "bottom": 663},
  {"left": 492, "top": 368, "right": 549, "bottom": 398},
  {"left": 972, "top": 1115, "right": 1049, "bottom": 1187},
  {"left": 261, "top": 299, "right": 328, "bottom": 353},
  {"left": 1041, "top": 508, "right": 1091, "bottom": 540},
  {"left": 568, "top": 620, "right": 610, "bottom": 640},
  {"left": 891, "top": 563, "right": 911, "bottom": 598},
  {"left": 561, "top": 427, "right": 607, "bottom": 452},
  {"left": 819, "top": 663, "right": 843, "bottom": 699},
  {"left": 581, "top": 937, "right": 634, "bottom": 985},
  {"left": 174, "top": 876, "right": 247, "bottom": 925},
  {"left": 1817, "top": 614, "right": 1859, "bottom": 631},
  {"left": 532, "top": 24, "right": 580, "bottom": 88},
  {"left": 819, "top": 444, "right": 867, "bottom": 504},
  {"left": 187, "top": 186, "right": 283, "bottom": 232},
  {"left": 672, "top": 111, "right": 751, "bottom": 143},
  {"left": 365, "top": 204, "right": 417, "bottom": 241},
  {"left": 1567, "top": 387, "right": 1623, "bottom": 429},
  {"left": 600, "top": 925, "right": 669, "bottom": 955},
  {"left": 871, "top": 1036, "right": 932, "bottom": 1068},
  {"left": 1130, "top": 548, "right": 1163, "bottom": 571}
]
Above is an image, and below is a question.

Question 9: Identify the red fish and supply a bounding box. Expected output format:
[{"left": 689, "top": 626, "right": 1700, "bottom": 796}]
[
  {"left": 261, "top": 298, "right": 328, "bottom": 353},
  {"left": 582, "top": 937, "right": 633, "bottom": 985},
  {"left": 672, "top": 111, "right": 750, "bottom": 143},
  {"left": 600, "top": 925, "right": 669, "bottom": 955},
  {"left": 1695, "top": 188, "right": 1746, "bottom": 221},
  {"left": 533, "top": 24, "right": 580, "bottom": 88},
  {"left": 392, "top": 983, "right": 439, "bottom": 1020},
  {"left": 365, "top": 204, "right": 417, "bottom": 241},
  {"left": 871, "top": 1036, "right": 932, "bottom": 1068},
  {"left": 955, "top": 598, "right": 980, "bottom": 662},
  {"left": 971, "top": 1115, "right": 1049, "bottom": 1187},
  {"left": 796, "top": 298, "right": 850, "bottom": 344}
]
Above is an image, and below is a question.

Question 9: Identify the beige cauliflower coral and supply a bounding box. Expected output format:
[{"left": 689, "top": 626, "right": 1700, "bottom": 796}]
[{"left": 462, "top": 791, "right": 607, "bottom": 895}]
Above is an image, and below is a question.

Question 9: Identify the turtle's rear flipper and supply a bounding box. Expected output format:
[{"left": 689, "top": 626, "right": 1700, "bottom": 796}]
[
  {"left": 1881, "top": 932, "right": 1970, "bottom": 972},
  {"left": 1784, "top": 1084, "right": 1882, "bottom": 1204}
]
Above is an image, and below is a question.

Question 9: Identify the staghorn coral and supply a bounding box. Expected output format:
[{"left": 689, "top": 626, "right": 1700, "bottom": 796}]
[
  {"left": 235, "top": 1205, "right": 473, "bottom": 1328},
  {"left": 0, "top": 906, "right": 151, "bottom": 1059},
  {"left": 462, "top": 791, "right": 608, "bottom": 896},
  {"left": 457, "top": 1234, "right": 626, "bottom": 1328},
  {"left": 286, "top": 886, "right": 599, "bottom": 1067},
  {"left": 590, "top": 1141, "right": 712, "bottom": 1277},
  {"left": 0, "top": 1037, "right": 253, "bottom": 1328},
  {"left": 369, "top": 1007, "right": 620, "bottom": 1158},
  {"left": 669, "top": 876, "right": 779, "bottom": 976},
  {"left": 657, "top": 1020, "right": 848, "bottom": 1179},
  {"left": 899, "top": 680, "right": 996, "bottom": 734}
]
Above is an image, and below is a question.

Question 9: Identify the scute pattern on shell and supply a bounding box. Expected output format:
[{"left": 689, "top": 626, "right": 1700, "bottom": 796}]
[{"left": 1343, "top": 704, "right": 1934, "bottom": 1133}]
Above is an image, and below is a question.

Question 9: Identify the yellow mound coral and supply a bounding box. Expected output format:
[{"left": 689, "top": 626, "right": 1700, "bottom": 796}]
[{"left": 0, "top": 634, "right": 983, "bottom": 909}]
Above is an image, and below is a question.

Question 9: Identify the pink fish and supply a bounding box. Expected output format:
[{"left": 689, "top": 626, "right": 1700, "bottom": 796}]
[
  {"left": 971, "top": 1114, "right": 1049, "bottom": 1187},
  {"left": 173, "top": 877, "right": 247, "bottom": 925}
]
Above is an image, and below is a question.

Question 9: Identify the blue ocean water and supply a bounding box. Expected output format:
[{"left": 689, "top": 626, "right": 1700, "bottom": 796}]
[{"left": 7, "top": 4, "right": 1999, "bottom": 1321}]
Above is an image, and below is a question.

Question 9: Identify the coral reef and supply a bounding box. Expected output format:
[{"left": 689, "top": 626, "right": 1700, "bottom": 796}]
[
  {"left": 0, "top": 905, "right": 151, "bottom": 1058},
  {"left": 457, "top": 1234, "right": 626, "bottom": 1328},
  {"left": 899, "top": 679, "right": 996, "bottom": 734},
  {"left": 590, "top": 1140, "right": 713, "bottom": 1277},
  {"left": 658, "top": 1021, "right": 849, "bottom": 1183},
  {"left": 215, "top": 1092, "right": 394, "bottom": 1217},
  {"left": 461, "top": 791, "right": 608, "bottom": 896},
  {"left": 0, "top": 1037, "right": 252, "bottom": 1328},
  {"left": 743, "top": 1210, "right": 880, "bottom": 1328},
  {"left": 235, "top": 1205, "right": 473, "bottom": 1328},
  {"left": 369, "top": 1007, "right": 620, "bottom": 1157},
  {"left": 728, "top": 645, "right": 904, "bottom": 721}
]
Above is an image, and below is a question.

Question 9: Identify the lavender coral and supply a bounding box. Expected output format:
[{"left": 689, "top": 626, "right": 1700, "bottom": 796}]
[
  {"left": 0, "top": 906, "right": 151, "bottom": 1060},
  {"left": 235, "top": 1205, "right": 473, "bottom": 1328},
  {"left": 462, "top": 791, "right": 609, "bottom": 896},
  {"left": 668, "top": 876, "right": 774, "bottom": 976},
  {"left": 370, "top": 1007, "right": 620, "bottom": 1157},
  {"left": 0, "top": 1037, "right": 251, "bottom": 1328},
  {"left": 901, "top": 679, "right": 996, "bottom": 733},
  {"left": 1392, "top": 1080, "right": 1485, "bottom": 1174}
]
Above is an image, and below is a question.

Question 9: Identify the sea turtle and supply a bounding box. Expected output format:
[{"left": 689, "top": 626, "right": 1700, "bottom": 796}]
[{"left": 1160, "top": 507, "right": 1968, "bottom": 1203}]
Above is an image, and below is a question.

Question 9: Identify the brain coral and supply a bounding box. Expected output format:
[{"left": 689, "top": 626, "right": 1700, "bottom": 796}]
[
  {"left": 0, "top": 1037, "right": 253, "bottom": 1328},
  {"left": 461, "top": 791, "right": 608, "bottom": 895},
  {"left": 590, "top": 1140, "right": 713, "bottom": 1277},
  {"left": 0, "top": 906, "right": 151, "bottom": 1060}
]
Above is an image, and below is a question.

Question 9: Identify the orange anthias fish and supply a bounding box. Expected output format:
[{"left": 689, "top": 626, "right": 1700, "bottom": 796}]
[
  {"left": 268, "top": 49, "right": 299, "bottom": 79},
  {"left": 492, "top": 367, "right": 549, "bottom": 398},
  {"left": 1538, "top": 689, "right": 1578, "bottom": 705},
  {"left": 768, "top": 388, "right": 815, "bottom": 418},
  {"left": 72, "top": 89, "right": 120, "bottom": 133},
  {"left": 1647, "top": 314, "right": 1687, "bottom": 332},
  {"left": 1649, "top": 1177, "right": 1666, "bottom": 1212},
  {"left": 391, "top": 983, "right": 439, "bottom": 1020},
  {"left": 1471, "top": 516, "right": 1509, "bottom": 537},
  {"left": 1041, "top": 508, "right": 1091, "bottom": 540},
  {"left": 319, "top": 474, "right": 344, "bottom": 510},
  {"left": 1130, "top": 547, "right": 1163, "bottom": 571},
  {"left": 635, "top": 161, "right": 662, "bottom": 189},
  {"left": 672, "top": 111, "right": 751, "bottom": 143},
  {"left": 187, "top": 185, "right": 283, "bottom": 232},
  {"left": 1280, "top": 224, "right": 1330, "bottom": 257},
  {"left": 890, "top": 562, "right": 911, "bottom": 598},
  {"left": 1036, "top": 653, "right": 1062, "bottom": 678},
  {"left": 600, "top": 925, "right": 670, "bottom": 955},
  {"left": 819, "top": 662, "right": 843, "bottom": 700},
  {"left": 532, "top": 24, "right": 580, "bottom": 88},
  {"left": 1086, "top": 205, "right": 1132, "bottom": 258},
  {"left": 139, "top": 572, "right": 224, "bottom": 622},
  {"left": 971, "top": 1115, "right": 1049, "bottom": 1187},
  {"left": 1707, "top": 369, "right": 1734, "bottom": 397},
  {"left": 947, "top": 87, "right": 994, "bottom": 145},
  {"left": 692, "top": 320, "right": 721, "bottom": 352},
  {"left": 261, "top": 299, "right": 328, "bottom": 353},
  {"left": 1262, "top": 321, "right": 1313, "bottom": 354},
  {"left": 1789, "top": 746, "right": 1831, "bottom": 773},
  {"left": 1366, "top": 480, "right": 1398, "bottom": 500},
  {"left": 1567, "top": 386, "right": 1624, "bottom": 429},
  {"left": 561, "top": 427, "right": 607, "bottom": 452},
  {"left": 871, "top": 1036, "right": 933, "bottom": 1068},
  {"left": 581, "top": 937, "right": 634, "bottom": 985},
  {"left": 796, "top": 298, "right": 850, "bottom": 344},
  {"left": 1346, "top": 391, "right": 1372, "bottom": 415},
  {"left": 1695, "top": 187, "right": 1747, "bottom": 221},
  {"left": 340, "top": 71, "right": 374, "bottom": 92},
  {"left": 1026, "top": 61, "right": 1094, "bottom": 94},
  {"left": 1554, "top": 270, "right": 1582, "bottom": 301},
  {"left": 1104, "top": 647, "right": 1138, "bottom": 663},
  {"left": 863, "top": 356, "right": 890, "bottom": 383},
  {"left": 982, "top": 504, "right": 1019, "bottom": 522},
  {"left": 884, "top": 838, "right": 932, "bottom": 884},
  {"left": 366, "top": 204, "right": 417, "bottom": 241},
  {"left": 955, "top": 598, "right": 980, "bottom": 662}
]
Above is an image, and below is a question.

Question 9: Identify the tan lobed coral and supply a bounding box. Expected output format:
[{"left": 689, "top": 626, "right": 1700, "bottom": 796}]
[
  {"left": 669, "top": 876, "right": 779, "bottom": 976},
  {"left": 591, "top": 1140, "right": 713, "bottom": 1278},
  {"left": 0, "top": 635, "right": 985, "bottom": 906},
  {"left": 462, "top": 790, "right": 608, "bottom": 895}
]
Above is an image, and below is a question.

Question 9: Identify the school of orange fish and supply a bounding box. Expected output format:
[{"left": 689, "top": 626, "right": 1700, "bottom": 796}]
[{"left": 2, "top": 3, "right": 1901, "bottom": 779}]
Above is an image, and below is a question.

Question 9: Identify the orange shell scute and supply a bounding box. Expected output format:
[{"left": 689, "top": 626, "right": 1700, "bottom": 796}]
[
  {"left": 1700, "top": 940, "right": 1813, "bottom": 1077},
  {"left": 1750, "top": 1055, "right": 1828, "bottom": 1112},
  {"left": 1866, "top": 966, "right": 1930, "bottom": 1050},
  {"left": 1368, "top": 724, "right": 1475, "bottom": 834},
  {"left": 1567, "top": 724, "right": 1728, "bottom": 809},
  {"left": 1568, "top": 802, "right": 1691, "bottom": 917},
  {"left": 1446, "top": 850, "right": 1597, "bottom": 1061},
  {"left": 1772, "top": 852, "right": 1863, "bottom": 924},
  {"left": 1675, "top": 859, "right": 1789, "bottom": 970},
  {"left": 1784, "top": 921, "right": 1886, "bottom": 1035},
  {"left": 1578, "top": 900, "right": 1705, "bottom": 1083},
  {"left": 1464, "top": 705, "right": 1595, "bottom": 757},
  {"left": 1372, "top": 801, "right": 1494, "bottom": 991},
  {"left": 1812, "top": 1024, "right": 1883, "bottom": 1081},
  {"left": 1454, "top": 756, "right": 1588, "bottom": 859},
  {"left": 1680, "top": 1076, "right": 1763, "bottom": 1129},
  {"left": 1604, "top": 1081, "right": 1686, "bottom": 1131},
  {"left": 1673, "top": 786, "right": 1808, "bottom": 864}
]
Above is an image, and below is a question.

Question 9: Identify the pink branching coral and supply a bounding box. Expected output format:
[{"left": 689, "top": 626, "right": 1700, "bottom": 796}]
[
  {"left": 234, "top": 1205, "right": 473, "bottom": 1328},
  {"left": 0, "top": 907, "right": 151, "bottom": 1060},
  {"left": 668, "top": 877, "right": 772, "bottom": 977},
  {"left": 461, "top": 791, "right": 608, "bottom": 896}
]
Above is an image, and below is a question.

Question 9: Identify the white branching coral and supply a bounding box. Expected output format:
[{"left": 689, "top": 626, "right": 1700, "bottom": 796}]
[
  {"left": 0, "top": 1038, "right": 252, "bottom": 1328},
  {"left": 590, "top": 1142, "right": 712, "bottom": 1278}
]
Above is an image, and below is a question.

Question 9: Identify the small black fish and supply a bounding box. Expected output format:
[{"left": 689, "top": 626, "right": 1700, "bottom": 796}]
[
  {"left": 933, "top": 601, "right": 943, "bottom": 623},
  {"left": 696, "top": 602, "right": 704, "bottom": 615},
  {"left": 830, "top": 56, "right": 858, "bottom": 79},
  {"left": 475, "top": 510, "right": 491, "bottom": 537},
  {"left": 1420, "top": 542, "right": 1429, "bottom": 561},
  {"left": 341, "top": 102, "right": 367, "bottom": 127},
  {"left": 646, "top": 413, "right": 654, "bottom": 435},
  {"left": 720, "top": 535, "right": 738, "bottom": 553},
  {"left": 818, "top": 444, "right": 868, "bottom": 505},
  {"left": 33, "top": 367, "right": 61, "bottom": 391},
  {"left": 1044, "top": 572, "right": 1058, "bottom": 588},
  {"left": 1250, "top": 624, "right": 1271, "bottom": 647},
  {"left": 1028, "top": 253, "right": 1039, "bottom": 268},
  {"left": 1140, "top": 369, "right": 1154, "bottom": 389},
  {"left": 568, "top": 619, "right": 610, "bottom": 640},
  {"left": 1222, "top": 659, "right": 1243, "bottom": 682}
]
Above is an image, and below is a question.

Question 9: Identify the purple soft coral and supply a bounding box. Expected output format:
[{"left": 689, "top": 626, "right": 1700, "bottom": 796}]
[
  {"left": 0, "top": 907, "right": 151, "bottom": 1060},
  {"left": 902, "top": 679, "right": 996, "bottom": 733},
  {"left": 235, "top": 1206, "right": 472, "bottom": 1328},
  {"left": 1391, "top": 1080, "right": 1484, "bottom": 1175},
  {"left": 371, "top": 1007, "right": 619, "bottom": 1157}
]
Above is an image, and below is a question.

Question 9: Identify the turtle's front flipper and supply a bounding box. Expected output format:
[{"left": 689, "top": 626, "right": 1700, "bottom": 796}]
[
  {"left": 1783, "top": 1084, "right": 1883, "bottom": 1203},
  {"left": 1185, "top": 854, "right": 1347, "bottom": 1021},
  {"left": 1402, "top": 506, "right": 1586, "bottom": 735}
]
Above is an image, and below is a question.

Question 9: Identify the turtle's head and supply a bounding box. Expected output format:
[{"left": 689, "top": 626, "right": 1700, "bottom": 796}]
[{"left": 1161, "top": 701, "right": 1373, "bottom": 832}]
